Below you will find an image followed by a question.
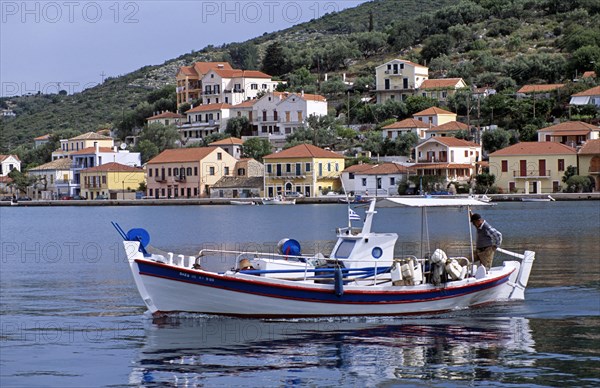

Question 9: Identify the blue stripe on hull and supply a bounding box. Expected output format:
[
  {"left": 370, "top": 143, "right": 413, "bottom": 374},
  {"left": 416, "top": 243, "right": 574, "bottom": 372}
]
[{"left": 136, "top": 260, "right": 512, "bottom": 305}]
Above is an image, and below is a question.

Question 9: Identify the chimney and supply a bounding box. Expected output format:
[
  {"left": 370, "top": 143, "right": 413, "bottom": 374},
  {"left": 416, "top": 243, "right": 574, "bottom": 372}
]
[
  {"left": 343, "top": 73, "right": 346, "bottom": 82},
  {"left": 301, "top": 90, "right": 304, "bottom": 96},
  {"left": 94, "top": 141, "right": 99, "bottom": 153},
  {"left": 324, "top": 73, "right": 328, "bottom": 82},
  {"left": 218, "top": 64, "right": 224, "bottom": 69}
]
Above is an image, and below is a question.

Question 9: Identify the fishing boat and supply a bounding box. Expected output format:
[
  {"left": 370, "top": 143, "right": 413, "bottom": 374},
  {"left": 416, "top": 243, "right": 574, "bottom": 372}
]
[
  {"left": 115, "top": 197, "right": 535, "bottom": 318},
  {"left": 261, "top": 195, "right": 296, "bottom": 205}
]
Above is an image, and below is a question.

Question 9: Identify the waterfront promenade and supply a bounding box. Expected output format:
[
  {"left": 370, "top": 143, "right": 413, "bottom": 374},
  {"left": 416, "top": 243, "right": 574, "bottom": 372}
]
[{"left": 2, "top": 192, "right": 598, "bottom": 206}]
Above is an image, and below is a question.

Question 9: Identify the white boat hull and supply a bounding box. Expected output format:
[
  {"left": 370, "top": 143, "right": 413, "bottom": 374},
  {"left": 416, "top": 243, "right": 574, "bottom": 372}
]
[{"left": 125, "top": 241, "right": 531, "bottom": 317}]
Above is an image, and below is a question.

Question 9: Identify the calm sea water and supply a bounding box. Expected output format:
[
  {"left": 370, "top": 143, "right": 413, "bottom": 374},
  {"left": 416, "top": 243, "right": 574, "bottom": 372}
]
[{"left": 1, "top": 201, "right": 599, "bottom": 387}]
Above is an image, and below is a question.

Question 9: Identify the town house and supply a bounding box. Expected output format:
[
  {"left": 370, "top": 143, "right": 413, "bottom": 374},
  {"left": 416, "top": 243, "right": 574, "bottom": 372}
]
[
  {"left": 488, "top": 142, "right": 577, "bottom": 194},
  {"left": 176, "top": 62, "right": 232, "bottom": 107},
  {"left": 577, "top": 139, "right": 600, "bottom": 192},
  {"left": 263, "top": 144, "right": 345, "bottom": 197},
  {"left": 341, "top": 162, "right": 409, "bottom": 196},
  {"left": 537, "top": 121, "right": 600, "bottom": 148},
  {"left": 375, "top": 59, "right": 429, "bottom": 103},
  {"left": 145, "top": 147, "right": 237, "bottom": 198},
  {"left": 412, "top": 137, "right": 481, "bottom": 184},
  {"left": 80, "top": 162, "right": 145, "bottom": 200}
]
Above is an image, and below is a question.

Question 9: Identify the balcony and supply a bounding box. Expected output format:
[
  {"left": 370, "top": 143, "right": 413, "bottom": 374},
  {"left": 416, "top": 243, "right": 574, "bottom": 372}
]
[
  {"left": 175, "top": 175, "right": 186, "bottom": 182},
  {"left": 513, "top": 170, "right": 551, "bottom": 178},
  {"left": 154, "top": 175, "right": 166, "bottom": 182},
  {"left": 265, "top": 173, "right": 307, "bottom": 179}
]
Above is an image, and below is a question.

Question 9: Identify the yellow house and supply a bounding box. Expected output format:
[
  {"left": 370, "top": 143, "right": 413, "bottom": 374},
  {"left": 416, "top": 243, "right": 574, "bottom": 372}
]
[
  {"left": 146, "top": 146, "right": 238, "bottom": 198},
  {"left": 412, "top": 107, "right": 457, "bottom": 127},
  {"left": 578, "top": 139, "right": 600, "bottom": 192},
  {"left": 489, "top": 142, "right": 577, "bottom": 194},
  {"left": 263, "top": 144, "right": 345, "bottom": 197},
  {"left": 80, "top": 162, "right": 145, "bottom": 199},
  {"left": 59, "top": 132, "right": 114, "bottom": 153}
]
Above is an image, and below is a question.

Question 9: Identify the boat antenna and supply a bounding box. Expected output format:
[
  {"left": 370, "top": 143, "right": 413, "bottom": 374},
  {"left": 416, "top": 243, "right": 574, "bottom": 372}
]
[{"left": 341, "top": 179, "right": 353, "bottom": 228}]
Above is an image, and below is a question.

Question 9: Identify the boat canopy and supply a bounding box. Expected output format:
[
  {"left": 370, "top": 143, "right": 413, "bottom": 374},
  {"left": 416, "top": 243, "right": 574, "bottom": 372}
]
[{"left": 377, "top": 197, "right": 494, "bottom": 208}]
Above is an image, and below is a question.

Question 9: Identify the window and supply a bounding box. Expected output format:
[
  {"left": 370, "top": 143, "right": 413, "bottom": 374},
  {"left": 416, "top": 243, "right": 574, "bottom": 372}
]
[
  {"left": 305, "top": 163, "right": 311, "bottom": 172},
  {"left": 295, "top": 163, "right": 301, "bottom": 175},
  {"left": 334, "top": 240, "right": 356, "bottom": 259},
  {"left": 390, "top": 177, "right": 395, "bottom": 185},
  {"left": 502, "top": 160, "right": 508, "bottom": 172},
  {"left": 362, "top": 178, "right": 367, "bottom": 186},
  {"left": 558, "top": 159, "right": 565, "bottom": 172},
  {"left": 168, "top": 168, "right": 172, "bottom": 176},
  {"left": 173, "top": 167, "right": 179, "bottom": 176},
  {"left": 187, "top": 167, "right": 192, "bottom": 176},
  {"left": 262, "top": 84, "right": 267, "bottom": 89},
  {"left": 194, "top": 167, "right": 198, "bottom": 176},
  {"left": 464, "top": 150, "right": 469, "bottom": 157},
  {"left": 224, "top": 167, "right": 230, "bottom": 176},
  {"left": 209, "top": 167, "right": 215, "bottom": 175},
  {"left": 102, "top": 176, "right": 106, "bottom": 184},
  {"left": 286, "top": 163, "right": 291, "bottom": 173},
  {"left": 251, "top": 84, "right": 258, "bottom": 90},
  {"left": 267, "top": 164, "right": 272, "bottom": 174},
  {"left": 148, "top": 169, "right": 153, "bottom": 177},
  {"left": 349, "top": 173, "right": 355, "bottom": 179},
  {"left": 217, "top": 152, "right": 222, "bottom": 160}
]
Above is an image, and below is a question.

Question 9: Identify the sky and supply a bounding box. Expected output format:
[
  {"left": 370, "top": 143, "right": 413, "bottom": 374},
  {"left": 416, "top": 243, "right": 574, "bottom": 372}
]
[{"left": 0, "top": 0, "right": 366, "bottom": 97}]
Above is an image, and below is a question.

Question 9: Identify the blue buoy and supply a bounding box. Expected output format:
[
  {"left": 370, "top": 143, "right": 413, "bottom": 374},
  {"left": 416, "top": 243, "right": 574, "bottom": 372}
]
[
  {"left": 278, "top": 238, "right": 301, "bottom": 256},
  {"left": 334, "top": 266, "right": 344, "bottom": 297},
  {"left": 126, "top": 228, "right": 150, "bottom": 249}
]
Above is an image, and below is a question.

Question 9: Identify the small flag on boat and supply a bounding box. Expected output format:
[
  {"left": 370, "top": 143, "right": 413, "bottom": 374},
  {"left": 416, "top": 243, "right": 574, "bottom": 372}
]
[{"left": 348, "top": 208, "right": 361, "bottom": 222}]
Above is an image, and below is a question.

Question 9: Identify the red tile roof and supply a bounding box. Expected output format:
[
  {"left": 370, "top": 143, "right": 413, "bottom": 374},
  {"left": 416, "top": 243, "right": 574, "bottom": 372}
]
[
  {"left": 409, "top": 163, "right": 472, "bottom": 170},
  {"left": 425, "top": 137, "right": 480, "bottom": 148},
  {"left": 147, "top": 147, "right": 219, "bottom": 164},
  {"left": 186, "top": 103, "right": 232, "bottom": 113},
  {"left": 427, "top": 121, "right": 470, "bottom": 132},
  {"left": 0, "top": 154, "right": 20, "bottom": 162},
  {"left": 28, "top": 158, "right": 72, "bottom": 171},
  {"left": 343, "top": 163, "right": 377, "bottom": 173},
  {"left": 34, "top": 134, "right": 51, "bottom": 140},
  {"left": 178, "top": 62, "right": 233, "bottom": 77},
  {"left": 517, "top": 84, "right": 564, "bottom": 93},
  {"left": 353, "top": 163, "right": 409, "bottom": 175},
  {"left": 573, "top": 85, "right": 600, "bottom": 97},
  {"left": 70, "top": 132, "right": 112, "bottom": 141},
  {"left": 579, "top": 139, "right": 600, "bottom": 155},
  {"left": 263, "top": 144, "right": 344, "bottom": 159},
  {"left": 538, "top": 121, "right": 599, "bottom": 132},
  {"left": 582, "top": 71, "right": 597, "bottom": 79},
  {"left": 420, "top": 78, "right": 465, "bottom": 89},
  {"left": 81, "top": 162, "right": 143, "bottom": 173},
  {"left": 294, "top": 93, "right": 327, "bottom": 102},
  {"left": 413, "top": 107, "right": 455, "bottom": 116},
  {"left": 212, "top": 69, "right": 271, "bottom": 79},
  {"left": 383, "top": 118, "right": 430, "bottom": 129},
  {"left": 232, "top": 99, "right": 258, "bottom": 108},
  {"left": 147, "top": 111, "right": 185, "bottom": 120},
  {"left": 209, "top": 137, "right": 243, "bottom": 146},
  {"left": 489, "top": 142, "right": 577, "bottom": 156}
]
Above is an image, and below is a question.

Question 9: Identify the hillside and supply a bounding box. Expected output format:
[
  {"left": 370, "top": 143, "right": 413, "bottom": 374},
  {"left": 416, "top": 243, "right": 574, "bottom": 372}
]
[{"left": 2, "top": 0, "right": 599, "bottom": 155}]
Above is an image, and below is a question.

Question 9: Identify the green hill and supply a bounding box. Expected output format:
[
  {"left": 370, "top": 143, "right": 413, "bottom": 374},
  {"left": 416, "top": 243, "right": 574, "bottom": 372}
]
[{"left": 2, "top": 0, "right": 599, "bottom": 158}]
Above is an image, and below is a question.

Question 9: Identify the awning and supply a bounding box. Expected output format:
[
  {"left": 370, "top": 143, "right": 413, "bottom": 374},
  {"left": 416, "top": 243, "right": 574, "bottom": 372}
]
[
  {"left": 377, "top": 197, "right": 493, "bottom": 207},
  {"left": 569, "top": 96, "right": 591, "bottom": 105},
  {"left": 547, "top": 131, "right": 590, "bottom": 136}
]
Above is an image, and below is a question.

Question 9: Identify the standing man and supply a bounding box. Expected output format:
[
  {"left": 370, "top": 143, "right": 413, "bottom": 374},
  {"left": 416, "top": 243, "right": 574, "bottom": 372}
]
[{"left": 470, "top": 213, "right": 502, "bottom": 270}]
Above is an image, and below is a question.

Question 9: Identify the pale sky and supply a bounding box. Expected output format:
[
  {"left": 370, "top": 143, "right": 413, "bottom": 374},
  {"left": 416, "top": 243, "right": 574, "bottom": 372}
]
[{"left": 0, "top": 0, "right": 366, "bottom": 97}]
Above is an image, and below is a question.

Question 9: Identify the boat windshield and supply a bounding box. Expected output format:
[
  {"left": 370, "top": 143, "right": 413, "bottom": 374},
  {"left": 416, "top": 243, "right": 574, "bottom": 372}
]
[{"left": 334, "top": 239, "right": 356, "bottom": 259}]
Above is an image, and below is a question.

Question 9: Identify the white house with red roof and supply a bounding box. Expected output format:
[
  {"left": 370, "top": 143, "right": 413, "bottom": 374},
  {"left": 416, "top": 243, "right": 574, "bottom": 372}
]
[
  {"left": 418, "top": 78, "right": 467, "bottom": 102},
  {"left": 27, "top": 158, "right": 73, "bottom": 199},
  {"left": 382, "top": 118, "right": 430, "bottom": 140},
  {"left": 424, "top": 121, "right": 470, "bottom": 140},
  {"left": 34, "top": 134, "right": 51, "bottom": 148},
  {"left": 489, "top": 142, "right": 577, "bottom": 194},
  {"left": 537, "top": 121, "right": 600, "bottom": 147},
  {"left": 412, "top": 137, "right": 481, "bottom": 184},
  {"left": 569, "top": 85, "right": 600, "bottom": 107},
  {"left": 517, "top": 84, "right": 565, "bottom": 99},
  {"left": 201, "top": 68, "right": 280, "bottom": 106},
  {"left": 209, "top": 137, "right": 244, "bottom": 159},
  {"left": 181, "top": 103, "right": 232, "bottom": 142},
  {"left": 176, "top": 62, "right": 233, "bottom": 107},
  {"left": 341, "top": 162, "right": 409, "bottom": 196},
  {"left": 146, "top": 111, "right": 185, "bottom": 126},
  {"left": 375, "top": 59, "right": 429, "bottom": 103}
]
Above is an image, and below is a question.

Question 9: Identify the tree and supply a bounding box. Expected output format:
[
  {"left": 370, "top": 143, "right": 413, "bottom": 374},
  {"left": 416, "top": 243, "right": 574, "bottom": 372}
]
[
  {"left": 482, "top": 128, "right": 510, "bottom": 153},
  {"left": 135, "top": 140, "right": 159, "bottom": 164},
  {"left": 227, "top": 42, "right": 259, "bottom": 70},
  {"left": 405, "top": 96, "right": 438, "bottom": 116},
  {"left": 420, "top": 34, "right": 454, "bottom": 63},
  {"left": 262, "top": 41, "right": 291, "bottom": 77},
  {"left": 242, "top": 137, "right": 272, "bottom": 162},
  {"left": 394, "top": 132, "right": 418, "bottom": 156},
  {"left": 351, "top": 31, "right": 389, "bottom": 58},
  {"left": 8, "top": 169, "right": 34, "bottom": 194},
  {"left": 562, "top": 165, "right": 577, "bottom": 183},
  {"left": 226, "top": 117, "right": 252, "bottom": 138},
  {"left": 138, "top": 123, "right": 180, "bottom": 151}
]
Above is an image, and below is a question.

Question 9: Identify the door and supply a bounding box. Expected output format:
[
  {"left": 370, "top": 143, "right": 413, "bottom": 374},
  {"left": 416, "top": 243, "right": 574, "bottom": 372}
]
[
  {"left": 519, "top": 160, "right": 527, "bottom": 177},
  {"left": 384, "top": 79, "right": 390, "bottom": 90},
  {"left": 538, "top": 160, "right": 546, "bottom": 176}
]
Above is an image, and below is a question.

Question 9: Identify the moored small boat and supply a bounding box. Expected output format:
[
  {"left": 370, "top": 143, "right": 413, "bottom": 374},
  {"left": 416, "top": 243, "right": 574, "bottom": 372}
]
[
  {"left": 230, "top": 200, "right": 256, "bottom": 205},
  {"left": 261, "top": 195, "right": 296, "bottom": 205}
]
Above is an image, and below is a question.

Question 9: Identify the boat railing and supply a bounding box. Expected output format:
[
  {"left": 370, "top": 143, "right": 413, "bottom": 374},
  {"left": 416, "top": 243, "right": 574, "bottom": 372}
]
[{"left": 496, "top": 247, "right": 526, "bottom": 260}]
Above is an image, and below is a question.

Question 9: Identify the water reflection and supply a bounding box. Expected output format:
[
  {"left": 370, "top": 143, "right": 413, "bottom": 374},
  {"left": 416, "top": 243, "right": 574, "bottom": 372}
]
[{"left": 130, "top": 316, "right": 535, "bottom": 386}]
